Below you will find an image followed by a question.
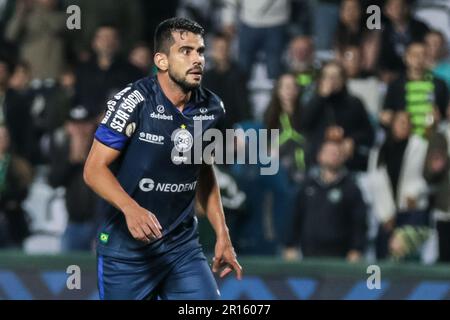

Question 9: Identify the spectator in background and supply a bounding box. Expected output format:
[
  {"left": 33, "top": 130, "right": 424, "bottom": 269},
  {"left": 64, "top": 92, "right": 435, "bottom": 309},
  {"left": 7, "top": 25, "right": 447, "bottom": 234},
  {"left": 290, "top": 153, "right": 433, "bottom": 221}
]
[
  {"left": 5, "top": 0, "right": 66, "bottom": 80},
  {"left": 9, "top": 63, "right": 79, "bottom": 165},
  {"left": 283, "top": 35, "right": 320, "bottom": 104},
  {"left": 223, "top": 120, "right": 279, "bottom": 255},
  {"left": 370, "top": 111, "right": 430, "bottom": 260},
  {"left": 300, "top": 61, "right": 375, "bottom": 172},
  {"left": 381, "top": 42, "right": 448, "bottom": 138},
  {"left": 334, "top": 0, "right": 380, "bottom": 74},
  {"left": 337, "top": 45, "right": 383, "bottom": 121},
  {"left": 227, "top": 74, "right": 305, "bottom": 256},
  {"left": 0, "top": 125, "right": 32, "bottom": 248},
  {"left": 425, "top": 30, "right": 450, "bottom": 91},
  {"left": 378, "top": 0, "right": 430, "bottom": 82},
  {"left": 424, "top": 110, "right": 450, "bottom": 262},
  {"left": 26, "top": 68, "right": 78, "bottom": 165},
  {"left": 75, "top": 24, "right": 143, "bottom": 116},
  {"left": 129, "top": 42, "right": 154, "bottom": 75},
  {"left": 283, "top": 139, "right": 367, "bottom": 262},
  {"left": 63, "top": 0, "right": 143, "bottom": 63},
  {"left": 335, "top": 0, "right": 363, "bottom": 50},
  {"left": 311, "top": 0, "right": 340, "bottom": 51},
  {"left": 48, "top": 105, "right": 99, "bottom": 252},
  {"left": 264, "top": 73, "right": 305, "bottom": 184},
  {"left": 221, "top": 0, "right": 290, "bottom": 80},
  {"left": 203, "top": 32, "right": 251, "bottom": 129},
  {"left": 262, "top": 73, "right": 305, "bottom": 248},
  {"left": 0, "top": 59, "right": 35, "bottom": 163},
  {"left": 41, "top": 68, "right": 77, "bottom": 134}
]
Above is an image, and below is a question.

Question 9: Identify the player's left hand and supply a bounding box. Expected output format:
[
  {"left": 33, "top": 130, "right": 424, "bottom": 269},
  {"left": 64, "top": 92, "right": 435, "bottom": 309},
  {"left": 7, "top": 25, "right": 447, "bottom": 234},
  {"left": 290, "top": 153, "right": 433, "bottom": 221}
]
[{"left": 212, "top": 236, "right": 243, "bottom": 280}]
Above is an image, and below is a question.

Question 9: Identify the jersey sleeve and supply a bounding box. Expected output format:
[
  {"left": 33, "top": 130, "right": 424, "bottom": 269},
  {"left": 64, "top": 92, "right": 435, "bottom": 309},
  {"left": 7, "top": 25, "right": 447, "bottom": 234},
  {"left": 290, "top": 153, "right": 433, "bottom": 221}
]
[{"left": 94, "top": 84, "right": 145, "bottom": 151}]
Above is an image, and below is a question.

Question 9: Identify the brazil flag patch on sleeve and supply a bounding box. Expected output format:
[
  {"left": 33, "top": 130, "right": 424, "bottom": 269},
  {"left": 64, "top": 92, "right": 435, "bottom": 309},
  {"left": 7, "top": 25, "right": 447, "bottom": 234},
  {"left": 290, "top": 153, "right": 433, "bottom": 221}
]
[{"left": 99, "top": 233, "right": 109, "bottom": 244}]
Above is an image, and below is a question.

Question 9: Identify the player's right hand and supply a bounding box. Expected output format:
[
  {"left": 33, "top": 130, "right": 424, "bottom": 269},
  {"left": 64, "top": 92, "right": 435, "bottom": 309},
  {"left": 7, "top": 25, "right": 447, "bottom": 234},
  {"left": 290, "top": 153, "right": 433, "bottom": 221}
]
[{"left": 122, "top": 203, "right": 163, "bottom": 243}]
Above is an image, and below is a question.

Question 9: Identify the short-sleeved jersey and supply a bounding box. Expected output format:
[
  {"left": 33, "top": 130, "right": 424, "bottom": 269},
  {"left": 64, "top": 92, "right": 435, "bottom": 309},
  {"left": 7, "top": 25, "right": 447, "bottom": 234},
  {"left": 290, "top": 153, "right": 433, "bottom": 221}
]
[{"left": 94, "top": 76, "right": 225, "bottom": 258}]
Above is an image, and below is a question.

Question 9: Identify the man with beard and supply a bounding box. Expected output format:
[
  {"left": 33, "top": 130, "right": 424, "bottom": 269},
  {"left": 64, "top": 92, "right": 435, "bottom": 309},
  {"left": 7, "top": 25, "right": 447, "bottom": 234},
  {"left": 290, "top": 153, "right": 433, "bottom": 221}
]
[{"left": 84, "top": 18, "right": 242, "bottom": 300}]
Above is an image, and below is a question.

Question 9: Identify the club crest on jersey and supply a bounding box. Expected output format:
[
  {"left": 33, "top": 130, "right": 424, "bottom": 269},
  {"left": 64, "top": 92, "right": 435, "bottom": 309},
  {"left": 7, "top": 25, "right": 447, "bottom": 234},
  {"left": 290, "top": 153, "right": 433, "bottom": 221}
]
[{"left": 173, "top": 127, "right": 193, "bottom": 153}]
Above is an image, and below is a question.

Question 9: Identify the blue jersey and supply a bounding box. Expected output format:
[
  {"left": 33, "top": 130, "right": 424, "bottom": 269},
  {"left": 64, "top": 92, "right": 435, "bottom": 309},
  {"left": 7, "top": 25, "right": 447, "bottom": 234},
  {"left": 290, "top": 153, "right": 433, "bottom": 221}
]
[{"left": 94, "top": 75, "right": 225, "bottom": 259}]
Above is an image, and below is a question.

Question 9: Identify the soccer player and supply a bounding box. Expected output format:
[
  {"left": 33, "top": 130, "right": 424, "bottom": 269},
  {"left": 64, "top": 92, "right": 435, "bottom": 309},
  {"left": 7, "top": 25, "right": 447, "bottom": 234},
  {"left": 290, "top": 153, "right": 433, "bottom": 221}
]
[{"left": 83, "top": 17, "right": 243, "bottom": 300}]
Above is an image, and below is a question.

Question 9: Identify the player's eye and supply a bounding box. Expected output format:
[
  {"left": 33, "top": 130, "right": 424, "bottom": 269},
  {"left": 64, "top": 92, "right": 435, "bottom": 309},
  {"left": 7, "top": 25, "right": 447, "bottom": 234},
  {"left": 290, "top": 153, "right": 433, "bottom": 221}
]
[{"left": 182, "top": 48, "right": 190, "bottom": 55}]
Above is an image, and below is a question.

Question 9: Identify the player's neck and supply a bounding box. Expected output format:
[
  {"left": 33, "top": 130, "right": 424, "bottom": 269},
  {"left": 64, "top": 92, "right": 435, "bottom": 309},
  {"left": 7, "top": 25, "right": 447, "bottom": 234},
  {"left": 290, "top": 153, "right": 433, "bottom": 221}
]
[{"left": 157, "top": 73, "right": 191, "bottom": 112}]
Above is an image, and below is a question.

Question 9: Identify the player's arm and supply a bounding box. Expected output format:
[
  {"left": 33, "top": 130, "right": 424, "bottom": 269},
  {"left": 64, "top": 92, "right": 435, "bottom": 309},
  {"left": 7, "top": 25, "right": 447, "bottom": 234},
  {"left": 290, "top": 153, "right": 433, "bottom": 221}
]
[
  {"left": 197, "top": 163, "right": 243, "bottom": 280},
  {"left": 84, "top": 139, "right": 162, "bottom": 243}
]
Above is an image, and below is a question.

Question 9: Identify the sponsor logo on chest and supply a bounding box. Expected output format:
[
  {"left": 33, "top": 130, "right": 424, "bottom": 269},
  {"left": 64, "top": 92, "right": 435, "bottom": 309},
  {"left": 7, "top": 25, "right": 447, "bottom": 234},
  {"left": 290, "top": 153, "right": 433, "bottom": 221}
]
[
  {"left": 150, "top": 105, "right": 173, "bottom": 121},
  {"left": 138, "top": 132, "right": 165, "bottom": 145},
  {"left": 139, "top": 178, "right": 197, "bottom": 193},
  {"left": 193, "top": 107, "right": 215, "bottom": 121}
]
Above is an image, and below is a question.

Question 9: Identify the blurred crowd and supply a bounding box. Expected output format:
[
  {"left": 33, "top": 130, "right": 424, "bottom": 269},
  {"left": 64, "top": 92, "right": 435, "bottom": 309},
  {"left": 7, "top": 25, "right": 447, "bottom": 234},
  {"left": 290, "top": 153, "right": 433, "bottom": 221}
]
[{"left": 0, "top": 0, "right": 449, "bottom": 265}]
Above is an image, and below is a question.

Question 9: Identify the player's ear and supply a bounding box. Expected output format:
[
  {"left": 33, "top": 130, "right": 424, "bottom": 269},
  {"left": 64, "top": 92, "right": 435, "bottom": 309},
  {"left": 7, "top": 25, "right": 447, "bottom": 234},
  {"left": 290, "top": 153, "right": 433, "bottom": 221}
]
[{"left": 154, "top": 53, "right": 168, "bottom": 71}]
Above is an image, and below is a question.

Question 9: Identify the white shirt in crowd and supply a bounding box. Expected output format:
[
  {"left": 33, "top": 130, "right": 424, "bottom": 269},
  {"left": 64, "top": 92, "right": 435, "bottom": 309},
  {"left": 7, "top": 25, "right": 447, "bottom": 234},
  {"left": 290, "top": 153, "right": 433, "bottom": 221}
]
[{"left": 222, "top": 0, "right": 290, "bottom": 28}]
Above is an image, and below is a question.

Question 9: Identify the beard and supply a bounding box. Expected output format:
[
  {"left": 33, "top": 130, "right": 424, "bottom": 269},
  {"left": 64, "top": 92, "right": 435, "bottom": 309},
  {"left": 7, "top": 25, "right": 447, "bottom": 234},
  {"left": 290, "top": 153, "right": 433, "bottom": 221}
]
[{"left": 168, "top": 69, "right": 201, "bottom": 93}]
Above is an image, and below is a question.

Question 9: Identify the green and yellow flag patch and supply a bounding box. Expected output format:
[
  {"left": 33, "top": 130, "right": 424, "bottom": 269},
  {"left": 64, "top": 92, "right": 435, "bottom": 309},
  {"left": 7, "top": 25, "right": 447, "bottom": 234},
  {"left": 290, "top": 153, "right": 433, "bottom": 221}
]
[{"left": 99, "top": 233, "right": 109, "bottom": 244}]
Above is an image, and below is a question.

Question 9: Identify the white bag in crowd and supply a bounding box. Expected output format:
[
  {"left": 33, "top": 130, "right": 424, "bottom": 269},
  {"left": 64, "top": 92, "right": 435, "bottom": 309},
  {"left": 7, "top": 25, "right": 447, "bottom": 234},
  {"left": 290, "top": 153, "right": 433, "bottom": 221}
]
[
  {"left": 364, "top": 165, "right": 396, "bottom": 224},
  {"left": 22, "top": 166, "right": 68, "bottom": 254}
]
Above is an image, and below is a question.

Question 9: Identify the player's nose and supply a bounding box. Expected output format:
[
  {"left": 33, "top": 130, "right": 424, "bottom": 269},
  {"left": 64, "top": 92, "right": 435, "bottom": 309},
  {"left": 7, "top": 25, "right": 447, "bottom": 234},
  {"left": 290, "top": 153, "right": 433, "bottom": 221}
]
[{"left": 191, "top": 52, "right": 204, "bottom": 65}]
